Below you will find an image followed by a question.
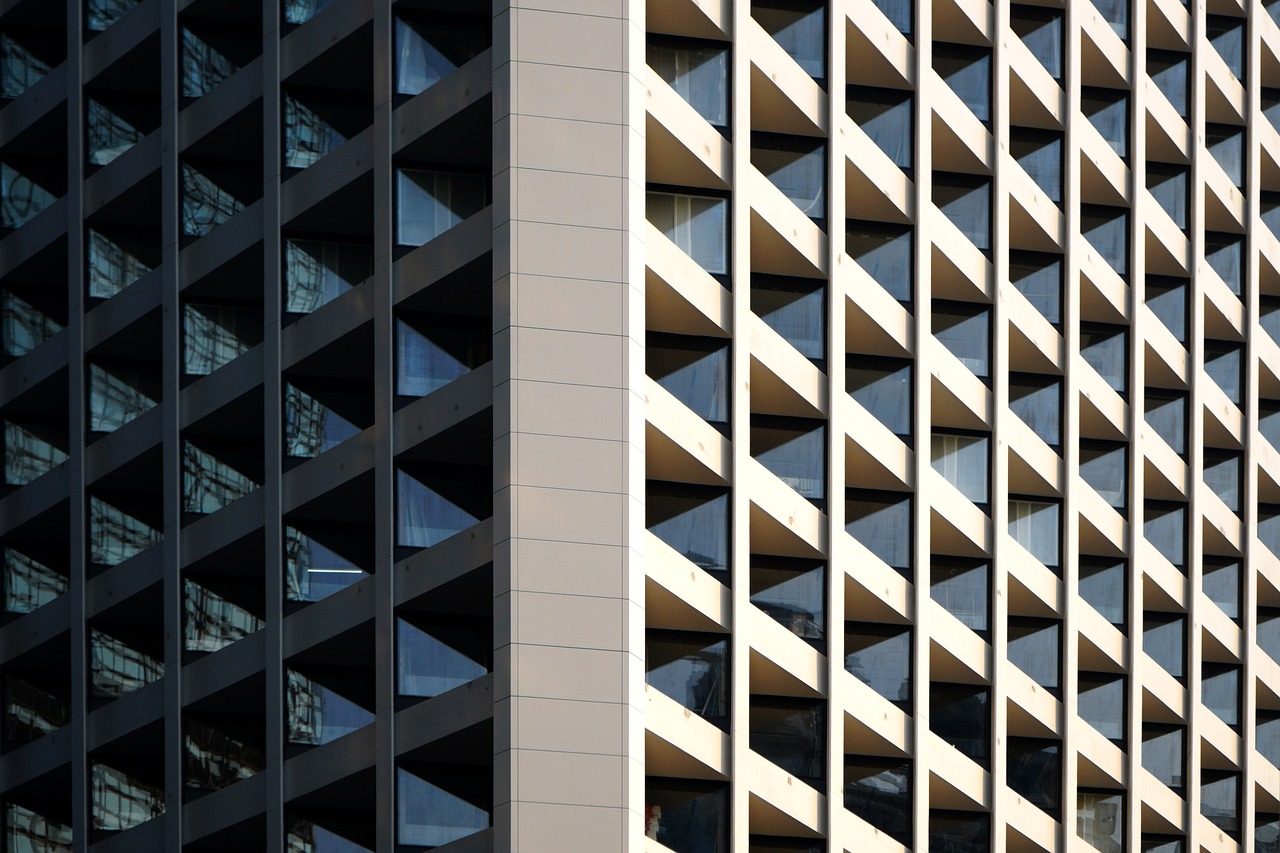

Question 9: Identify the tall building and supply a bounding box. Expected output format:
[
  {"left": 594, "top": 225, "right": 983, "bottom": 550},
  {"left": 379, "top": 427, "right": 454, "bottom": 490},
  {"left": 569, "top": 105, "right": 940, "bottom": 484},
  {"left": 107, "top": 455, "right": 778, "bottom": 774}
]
[{"left": 0, "top": 0, "right": 1277, "bottom": 851}]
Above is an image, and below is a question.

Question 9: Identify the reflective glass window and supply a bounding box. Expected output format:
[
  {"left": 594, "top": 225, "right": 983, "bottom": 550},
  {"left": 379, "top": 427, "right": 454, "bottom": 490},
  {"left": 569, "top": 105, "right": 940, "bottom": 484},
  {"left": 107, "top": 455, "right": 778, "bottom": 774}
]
[
  {"left": 1148, "top": 50, "right": 1188, "bottom": 116},
  {"left": 181, "top": 163, "right": 244, "bottom": 238},
  {"left": 183, "top": 303, "right": 258, "bottom": 376},
  {"left": 285, "top": 669, "right": 374, "bottom": 746},
  {"left": 750, "top": 700, "right": 824, "bottom": 787},
  {"left": 848, "top": 356, "right": 912, "bottom": 438},
  {"left": 1262, "top": 295, "right": 1280, "bottom": 343},
  {"left": 845, "top": 759, "right": 911, "bottom": 846},
  {"left": 1009, "top": 252, "right": 1062, "bottom": 326},
  {"left": 846, "top": 493, "right": 911, "bottom": 577},
  {"left": 1095, "top": 0, "right": 1129, "bottom": 38},
  {"left": 845, "top": 624, "right": 911, "bottom": 708},
  {"left": 931, "top": 432, "right": 989, "bottom": 505},
  {"left": 646, "top": 632, "right": 730, "bottom": 730},
  {"left": 184, "top": 716, "right": 264, "bottom": 790},
  {"left": 396, "top": 315, "right": 489, "bottom": 398},
  {"left": 1082, "top": 88, "right": 1128, "bottom": 160},
  {"left": 1081, "top": 325, "right": 1127, "bottom": 395},
  {"left": 934, "top": 44, "right": 990, "bottom": 124},
  {"left": 1010, "top": 6, "right": 1062, "bottom": 79},
  {"left": 934, "top": 173, "right": 990, "bottom": 252},
  {"left": 395, "top": 468, "right": 481, "bottom": 549},
  {"left": 753, "top": 275, "right": 824, "bottom": 363},
  {"left": 3, "top": 547, "right": 67, "bottom": 615},
  {"left": 933, "top": 302, "right": 989, "bottom": 379},
  {"left": 1205, "top": 341, "right": 1242, "bottom": 406},
  {"left": 87, "top": 0, "right": 138, "bottom": 33},
  {"left": 1262, "top": 506, "right": 1280, "bottom": 557},
  {"left": 1080, "top": 441, "right": 1127, "bottom": 511},
  {"left": 1203, "top": 559, "right": 1240, "bottom": 621},
  {"left": 397, "top": 169, "right": 487, "bottom": 248},
  {"left": 1204, "top": 450, "right": 1241, "bottom": 513},
  {"left": 283, "top": 93, "right": 347, "bottom": 170},
  {"left": 1008, "top": 618, "right": 1060, "bottom": 691},
  {"left": 847, "top": 87, "right": 912, "bottom": 172},
  {"left": 3, "top": 420, "right": 66, "bottom": 487},
  {"left": 647, "top": 334, "right": 730, "bottom": 426},
  {"left": 1080, "top": 558, "right": 1126, "bottom": 628},
  {"left": 870, "top": 0, "right": 911, "bottom": 37},
  {"left": 90, "top": 627, "right": 162, "bottom": 699},
  {"left": 1259, "top": 608, "right": 1280, "bottom": 661},
  {"left": 1203, "top": 664, "right": 1239, "bottom": 727},
  {"left": 648, "top": 483, "right": 730, "bottom": 582},
  {"left": 753, "top": 1, "right": 825, "bottom": 79},
  {"left": 393, "top": 15, "right": 487, "bottom": 98},
  {"left": 645, "top": 780, "right": 727, "bottom": 853},
  {"left": 1144, "top": 612, "right": 1184, "bottom": 679},
  {"left": 1144, "top": 502, "right": 1185, "bottom": 569},
  {"left": 1259, "top": 816, "right": 1280, "bottom": 853},
  {"left": 182, "top": 441, "right": 256, "bottom": 515},
  {"left": 183, "top": 577, "right": 261, "bottom": 653},
  {"left": 284, "top": 526, "right": 366, "bottom": 603},
  {"left": 1078, "top": 791, "right": 1125, "bottom": 853},
  {"left": 1145, "top": 277, "right": 1187, "bottom": 343},
  {"left": 87, "top": 98, "right": 142, "bottom": 166},
  {"left": 1142, "top": 725, "right": 1184, "bottom": 792},
  {"left": 397, "top": 616, "right": 487, "bottom": 698},
  {"left": 90, "top": 761, "right": 162, "bottom": 831},
  {"left": 1207, "top": 15, "right": 1245, "bottom": 79},
  {"left": 1009, "top": 499, "right": 1060, "bottom": 569},
  {"left": 0, "top": 34, "right": 51, "bottom": 100},
  {"left": 284, "top": 0, "right": 334, "bottom": 25},
  {"left": 5, "top": 804, "right": 71, "bottom": 851},
  {"left": 1011, "top": 128, "right": 1062, "bottom": 203},
  {"left": 3, "top": 673, "right": 68, "bottom": 745},
  {"left": 2, "top": 290, "right": 62, "bottom": 358},
  {"left": 1009, "top": 372, "right": 1060, "bottom": 447},
  {"left": 1008, "top": 739, "right": 1060, "bottom": 817},
  {"left": 930, "top": 811, "right": 989, "bottom": 853},
  {"left": 1259, "top": 712, "right": 1280, "bottom": 767},
  {"left": 847, "top": 222, "right": 912, "bottom": 303},
  {"left": 931, "top": 560, "right": 989, "bottom": 635},
  {"left": 88, "top": 228, "right": 154, "bottom": 300},
  {"left": 930, "top": 684, "right": 989, "bottom": 768},
  {"left": 1145, "top": 390, "right": 1185, "bottom": 454},
  {"left": 283, "top": 383, "right": 361, "bottom": 459},
  {"left": 752, "top": 418, "right": 824, "bottom": 502},
  {"left": 1207, "top": 125, "right": 1245, "bottom": 189},
  {"left": 89, "top": 495, "right": 159, "bottom": 568},
  {"left": 1082, "top": 205, "right": 1128, "bottom": 277},
  {"left": 1201, "top": 771, "right": 1240, "bottom": 840},
  {"left": 648, "top": 190, "right": 728, "bottom": 276},
  {"left": 753, "top": 134, "right": 825, "bottom": 220},
  {"left": 180, "top": 28, "right": 237, "bottom": 99},
  {"left": 284, "top": 238, "right": 372, "bottom": 315},
  {"left": 396, "top": 765, "right": 488, "bottom": 847},
  {"left": 1147, "top": 164, "right": 1187, "bottom": 229},
  {"left": 752, "top": 559, "right": 824, "bottom": 646},
  {"left": 1, "top": 162, "right": 56, "bottom": 229},
  {"left": 1265, "top": 193, "right": 1280, "bottom": 240},
  {"left": 1078, "top": 673, "right": 1124, "bottom": 742},
  {"left": 648, "top": 39, "right": 728, "bottom": 127}
]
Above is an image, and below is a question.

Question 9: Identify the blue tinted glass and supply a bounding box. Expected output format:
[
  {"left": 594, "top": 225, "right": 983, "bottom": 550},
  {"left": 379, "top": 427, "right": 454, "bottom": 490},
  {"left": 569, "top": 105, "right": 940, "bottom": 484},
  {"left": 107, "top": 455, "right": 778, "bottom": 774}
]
[
  {"left": 648, "top": 338, "right": 729, "bottom": 424},
  {"left": 849, "top": 359, "right": 911, "bottom": 437},
  {"left": 1145, "top": 392, "right": 1185, "bottom": 454},
  {"left": 397, "top": 618, "right": 486, "bottom": 698},
  {"left": 648, "top": 487, "right": 730, "bottom": 579},
  {"left": 931, "top": 433, "right": 989, "bottom": 504},
  {"left": 848, "top": 224, "right": 912, "bottom": 302},
  {"left": 754, "top": 4, "right": 825, "bottom": 78},
  {"left": 1082, "top": 207, "right": 1128, "bottom": 277},
  {"left": 1010, "top": 7, "right": 1061, "bottom": 78},
  {"left": 1082, "top": 89, "right": 1127, "bottom": 159},
  {"left": 1203, "top": 560, "right": 1240, "bottom": 620},
  {"left": 754, "top": 139, "right": 825, "bottom": 219},
  {"left": 1208, "top": 16, "right": 1244, "bottom": 79},
  {"left": 1009, "top": 254, "right": 1061, "bottom": 325},
  {"left": 1203, "top": 665, "right": 1239, "bottom": 726},
  {"left": 1201, "top": 772, "right": 1240, "bottom": 839},
  {"left": 935, "top": 46, "right": 990, "bottom": 123},
  {"left": 1205, "top": 343, "right": 1242, "bottom": 405},
  {"left": 845, "top": 626, "right": 911, "bottom": 707},
  {"left": 1081, "top": 326, "right": 1126, "bottom": 394},
  {"left": 1207, "top": 125, "right": 1244, "bottom": 188},
  {"left": 396, "top": 767, "right": 488, "bottom": 847},
  {"left": 934, "top": 176, "right": 990, "bottom": 251},
  {"left": 1144, "top": 504, "right": 1185, "bottom": 568},
  {"left": 1149, "top": 51, "right": 1188, "bottom": 116},
  {"left": 1011, "top": 131, "right": 1061, "bottom": 203},
  {"left": 1079, "top": 675, "right": 1124, "bottom": 741},
  {"left": 848, "top": 88, "right": 912, "bottom": 171},
  {"left": 1147, "top": 166, "right": 1187, "bottom": 229},
  {"left": 1144, "top": 613, "right": 1184, "bottom": 678},
  {"left": 1204, "top": 452, "right": 1240, "bottom": 513},
  {"left": 934, "top": 305, "right": 989, "bottom": 378},
  {"left": 1008, "top": 620, "right": 1059, "bottom": 689},
  {"left": 1009, "top": 500, "right": 1059, "bottom": 568},
  {"left": 1146, "top": 278, "right": 1187, "bottom": 342},
  {"left": 648, "top": 42, "right": 728, "bottom": 127},
  {"left": 753, "top": 279, "right": 824, "bottom": 361},
  {"left": 1009, "top": 374, "right": 1059, "bottom": 446},
  {"left": 931, "top": 562, "right": 988, "bottom": 633},
  {"left": 1080, "top": 560, "right": 1125, "bottom": 626},
  {"left": 847, "top": 495, "right": 911, "bottom": 574},
  {"left": 750, "top": 702, "right": 824, "bottom": 784},
  {"left": 1142, "top": 726, "right": 1184, "bottom": 790},
  {"left": 1080, "top": 443, "right": 1126, "bottom": 509},
  {"left": 646, "top": 634, "right": 729, "bottom": 729},
  {"left": 754, "top": 422, "right": 824, "bottom": 500},
  {"left": 752, "top": 561, "right": 824, "bottom": 643}
]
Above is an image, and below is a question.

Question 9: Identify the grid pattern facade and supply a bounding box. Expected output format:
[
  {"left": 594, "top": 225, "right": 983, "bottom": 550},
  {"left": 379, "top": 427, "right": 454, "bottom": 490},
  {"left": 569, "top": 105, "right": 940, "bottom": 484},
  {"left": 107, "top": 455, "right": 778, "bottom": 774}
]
[{"left": 0, "top": 0, "right": 1279, "bottom": 851}]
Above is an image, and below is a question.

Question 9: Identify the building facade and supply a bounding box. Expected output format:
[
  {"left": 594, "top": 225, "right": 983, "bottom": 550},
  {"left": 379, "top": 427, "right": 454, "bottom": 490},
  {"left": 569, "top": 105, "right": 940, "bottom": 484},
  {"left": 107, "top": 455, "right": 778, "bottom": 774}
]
[{"left": 0, "top": 0, "right": 1276, "bottom": 851}]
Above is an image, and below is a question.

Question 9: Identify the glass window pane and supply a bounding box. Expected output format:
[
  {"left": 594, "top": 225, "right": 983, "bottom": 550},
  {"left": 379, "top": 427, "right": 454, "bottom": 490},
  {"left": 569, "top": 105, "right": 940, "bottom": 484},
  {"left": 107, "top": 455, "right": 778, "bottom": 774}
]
[
  {"left": 1147, "top": 164, "right": 1187, "bottom": 230},
  {"left": 1008, "top": 739, "right": 1061, "bottom": 817},
  {"left": 844, "top": 759, "right": 911, "bottom": 846},
  {"left": 1202, "top": 664, "right": 1239, "bottom": 727},
  {"left": 397, "top": 617, "right": 487, "bottom": 698},
  {"left": 1145, "top": 391, "right": 1185, "bottom": 454},
  {"left": 284, "top": 238, "right": 372, "bottom": 315},
  {"left": 1201, "top": 771, "right": 1240, "bottom": 840},
  {"left": 181, "top": 163, "right": 244, "bottom": 238},
  {"left": 933, "top": 174, "right": 990, "bottom": 252},
  {"left": 180, "top": 28, "right": 238, "bottom": 99},
  {"left": 1205, "top": 341, "right": 1242, "bottom": 405},
  {"left": 1148, "top": 50, "right": 1188, "bottom": 116},
  {"left": 87, "top": 98, "right": 143, "bottom": 166},
  {"left": 396, "top": 469, "right": 480, "bottom": 549},
  {"left": 90, "top": 762, "right": 162, "bottom": 831},
  {"left": 1144, "top": 613, "right": 1184, "bottom": 679},
  {"left": 1095, "top": 0, "right": 1129, "bottom": 38},
  {"left": 931, "top": 561, "right": 989, "bottom": 634},
  {"left": 0, "top": 34, "right": 52, "bottom": 99},
  {"left": 1207, "top": 15, "right": 1244, "bottom": 79},
  {"left": 934, "top": 44, "right": 990, "bottom": 123},
  {"left": 1009, "top": 499, "right": 1060, "bottom": 568},
  {"left": 1082, "top": 88, "right": 1128, "bottom": 159},
  {"left": 1142, "top": 726, "right": 1184, "bottom": 791},
  {"left": 1, "top": 162, "right": 57, "bottom": 229},
  {"left": 1009, "top": 373, "right": 1060, "bottom": 447},
  {"left": 286, "top": 669, "right": 374, "bottom": 746},
  {"left": 647, "top": 484, "right": 730, "bottom": 581},
  {"left": 751, "top": 559, "right": 824, "bottom": 644},
  {"left": 1078, "top": 674, "right": 1124, "bottom": 742},
  {"left": 1144, "top": 503, "right": 1185, "bottom": 569},
  {"left": 183, "top": 303, "right": 259, "bottom": 375},
  {"left": 750, "top": 700, "right": 824, "bottom": 785},
  {"left": 284, "top": 0, "right": 334, "bottom": 25},
  {"left": 393, "top": 16, "right": 487, "bottom": 97},
  {"left": 1008, "top": 618, "right": 1060, "bottom": 690},
  {"left": 1204, "top": 451, "right": 1241, "bottom": 513},
  {"left": 1010, "top": 6, "right": 1062, "bottom": 78},
  {"left": 283, "top": 383, "right": 361, "bottom": 459},
  {"left": 753, "top": 135, "right": 825, "bottom": 219},
  {"left": 648, "top": 40, "right": 728, "bottom": 127},
  {"left": 1080, "top": 559, "right": 1126, "bottom": 628},
  {"left": 847, "top": 222, "right": 912, "bottom": 303},
  {"left": 645, "top": 781, "right": 728, "bottom": 852},
  {"left": 848, "top": 357, "right": 912, "bottom": 438},
  {"left": 846, "top": 493, "right": 911, "bottom": 576},
  {"left": 753, "top": 276, "right": 824, "bottom": 362},
  {"left": 2, "top": 290, "right": 62, "bottom": 357},
  {"left": 89, "top": 495, "right": 160, "bottom": 567},
  {"left": 1081, "top": 325, "right": 1126, "bottom": 395},
  {"left": 646, "top": 633, "right": 729, "bottom": 730},
  {"left": 930, "top": 811, "right": 989, "bottom": 853},
  {"left": 284, "top": 526, "right": 367, "bottom": 603},
  {"left": 1078, "top": 791, "right": 1125, "bottom": 852},
  {"left": 1082, "top": 206, "right": 1128, "bottom": 277},
  {"left": 396, "top": 766, "right": 488, "bottom": 847},
  {"left": 1145, "top": 277, "right": 1187, "bottom": 343},
  {"left": 397, "top": 169, "right": 486, "bottom": 248},
  {"left": 396, "top": 316, "right": 488, "bottom": 397},
  {"left": 752, "top": 420, "right": 824, "bottom": 500},
  {"left": 847, "top": 87, "right": 912, "bottom": 171},
  {"left": 1009, "top": 252, "right": 1062, "bottom": 325},
  {"left": 1080, "top": 442, "right": 1127, "bottom": 510},
  {"left": 1203, "top": 559, "right": 1240, "bottom": 621},
  {"left": 648, "top": 191, "right": 728, "bottom": 275},
  {"left": 930, "top": 684, "right": 989, "bottom": 767},
  {"left": 283, "top": 93, "right": 347, "bottom": 169},
  {"left": 933, "top": 303, "right": 989, "bottom": 379},
  {"left": 648, "top": 335, "right": 730, "bottom": 425},
  {"left": 931, "top": 432, "right": 989, "bottom": 505},
  {"left": 845, "top": 625, "right": 911, "bottom": 708},
  {"left": 3, "top": 546, "right": 67, "bottom": 614},
  {"left": 753, "top": 2, "right": 825, "bottom": 78},
  {"left": 1011, "top": 129, "right": 1062, "bottom": 203},
  {"left": 182, "top": 441, "right": 256, "bottom": 515},
  {"left": 1207, "top": 124, "right": 1244, "bottom": 188}
]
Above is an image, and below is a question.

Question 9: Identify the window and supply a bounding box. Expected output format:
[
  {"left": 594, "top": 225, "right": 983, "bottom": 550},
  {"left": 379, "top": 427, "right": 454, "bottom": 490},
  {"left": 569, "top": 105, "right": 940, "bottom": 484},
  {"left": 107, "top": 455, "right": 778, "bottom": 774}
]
[
  {"left": 647, "top": 334, "right": 730, "bottom": 427},
  {"left": 645, "top": 780, "right": 728, "bottom": 852},
  {"left": 3, "top": 547, "right": 67, "bottom": 615},
  {"left": 848, "top": 356, "right": 912, "bottom": 438},
  {"left": 1009, "top": 499, "right": 1060, "bottom": 569},
  {"left": 753, "top": 0, "right": 825, "bottom": 80},
  {"left": 1207, "top": 125, "right": 1245, "bottom": 189},
  {"left": 931, "top": 559, "right": 989, "bottom": 635},
  {"left": 395, "top": 468, "right": 482, "bottom": 549},
  {"left": 396, "top": 765, "right": 489, "bottom": 847},
  {"left": 1266, "top": 193, "right": 1280, "bottom": 241},
  {"left": 1078, "top": 673, "right": 1124, "bottom": 743},
  {"left": 1, "top": 161, "right": 57, "bottom": 230},
  {"left": 284, "top": 526, "right": 366, "bottom": 603},
  {"left": 89, "top": 362, "right": 158, "bottom": 434},
  {"left": 1009, "top": 252, "right": 1062, "bottom": 325},
  {"left": 396, "top": 314, "right": 489, "bottom": 398},
  {"left": 284, "top": 0, "right": 334, "bottom": 25},
  {"left": 90, "top": 626, "right": 162, "bottom": 699},
  {"left": 648, "top": 38, "right": 728, "bottom": 128},
  {"left": 87, "top": 0, "right": 138, "bottom": 33},
  {"left": 283, "top": 93, "right": 347, "bottom": 169},
  {"left": 1008, "top": 618, "right": 1060, "bottom": 692},
  {"left": 284, "top": 238, "right": 373, "bottom": 315},
  {"left": 1144, "top": 502, "right": 1185, "bottom": 570},
  {"left": 1201, "top": 771, "right": 1240, "bottom": 841},
  {"left": 870, "top": 0, "right": 911, "bottom": 37},
  {"left": 1259, "top": 711, "right": 1280, "bottom": 767},
  {"left": 846, "top": 492, "right": 912, "bottom": 577},
  {"left": 1145, "top": 277, "right": 1187, "bottom": 342},
  {"left": 753, "top": 134, "right": 825, "bottom": 221},
  {"left": 647, "top": 483, "right": 730, "bottom": 582},
  {"left": 1008, "top": 739, "right": 1060, "bottom": 817},
  {"left": 2, "top": 290, "right": 62, "bottom": 358},
  {"left": 396, "top": 615, "right": 487, "bottom": 699},
  {"left": 646, "top": 632, "right": 729, "bottom": 730},
  {"left": 1263, "top": 506, "right": 1280, "bottom": 558},
  {"left": 752, "top": 558, "right": 824, "bottom": 646},
  {"left": 182, "top": 441, "right": 256, "bottom": 515},
  {"left": 1148, "top": 50, "right": 1188, "bottom": 116},
  {"left": 89, "top": 496, "right": 160, "bottom": 568},
  {"left": 845, "top": 759, "right": 911, "bottom": 845},
  {"left": 184, "top": 717, "right": 265, "bottom": 790},
  {"left": 283, "top": 383, "right": 361, "bottom": 459},
  {"left": 1144, "top": 612, "right": 1184, "bottom": 679},
  {"left": 87, "top": 98, "right": 143, "bottom": 166},
  {"left": 1081, "top": 205, "right": 1128, "bottom": 278},
  {"left": 1145, "top": 390, "right": 1185, "bottom": 454},
  {"left": 648, "top": 190, "right": 728, "bottom": 276},
  {"left": 750, "top": 699, "right": 824, "bottom": 788},
  {"left": 183, "top": 303, "right": 259, "bottom": 375},
  {"left": 180, "top": 27, "right": 238, "bottom": 99},
  {"left": 1080, "top": 558, "right": 1126, "bottom": 628},
  {"left": 931, "top": 432, "right": 989, "bottom": 505},
  {"left": 1207, "top": 15, "right": 1245, "bottom": 79},
  {"left": 1080, "top": 441, "right": 1127, "bottom": 511},
  {"left": 90, "top": 761, "right": 162, "bottom": 831},
  {"left": 1095, "top": 0, "right": 1129, "bottom": 38},
  {"left": 1009, "top": 372, "right": 1060, "bottom": 447},
  {"left": 847, "top": 87, "right": 912, "bottom": 172},
  {"left": 0, "top": 34, "right": 52, "bottom": 100},
  {"left": 393, "top": 14, "right": 488, "bottom": 98},
  {"left": 1080, "top": 324, "right": 1127, "bottom": 395},
  {"left": 1263, "top": 295, "right": 1280, "bottom": 342},
  {"left": 180, "top": 162, "right": 244, "bottom": 238},
  {"left": 1202, "top": 663, "right": 1239, "bottom": 728},
  {"left": 934, "top": 43, "right": 990, "bottom": 124},
  {"left": 1204, "top": 450, "right": 1241, "bottom": 513},
  {"left": 933, "top": 173, "right": 990, "bottom": 252},
  {"left": 1146, "top": 164, "right": 1187, "bottom": 230},
  {"left": 397, "top": 169, "right": 486, "bottom": 248},
  {"left": 753, "top": 275, "right": 824, "bottom": 363},
  {"left": 1205, "top": 341, "right": 1242, "bottom": 406},
  {"left": 1078, "top": 791, "right": 1124, "bottom": 853},
  {"left": 752, "top": 417, "right": 825, "bottom": 503},
  {"left": 845, "top": 624, "right": 911, "bottom": 708},
  {"left": 847, "top": 222, "right": 912, "bottom": 304},
  {"left": 3, "top": 420, "right": 67, "bottom": 486},
  {"left": 930, "top": 684, "right": 989, "bottom": 767},
  {"left": 1082, "top": 88, "right": 1128, "bottom": 160},
  {"left": 930, "top": 811, "right": 989, "bottom": 853},
  {"left": 1010, "top": 5, "right": 1062, "bottom": 79},
  {"left": 285, "top": 669, "right": 374, "bottom": 746},
  {"left": 1265, "top": 402, "right": 1280, "bottom": 448},
  {"left": 1011, "top": 128, "right": 1063, "bottom": 203},
  {"left": 1203, "top": 558, "right": 1240, "bottom": 621},
  {"left": 1142, "top": 725, "right": 1184, "bottom": 792},
  {"left": 933, "top": 301, "right": 990, "bottom": 379}
]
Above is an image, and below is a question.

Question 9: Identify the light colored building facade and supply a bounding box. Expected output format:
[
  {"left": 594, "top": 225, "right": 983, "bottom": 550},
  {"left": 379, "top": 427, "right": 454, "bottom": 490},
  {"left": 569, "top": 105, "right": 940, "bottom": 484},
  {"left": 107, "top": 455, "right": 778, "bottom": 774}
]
[{"left": 0, "top": 0, "right": 1277, "bottom": 851}]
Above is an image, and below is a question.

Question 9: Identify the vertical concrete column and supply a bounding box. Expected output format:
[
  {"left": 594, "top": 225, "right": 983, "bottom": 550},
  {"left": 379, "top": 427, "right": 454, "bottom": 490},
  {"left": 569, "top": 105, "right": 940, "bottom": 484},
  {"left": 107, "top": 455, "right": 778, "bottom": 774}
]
[{"left": 491, "top": 0, "right": 646, "bottom": 849}]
